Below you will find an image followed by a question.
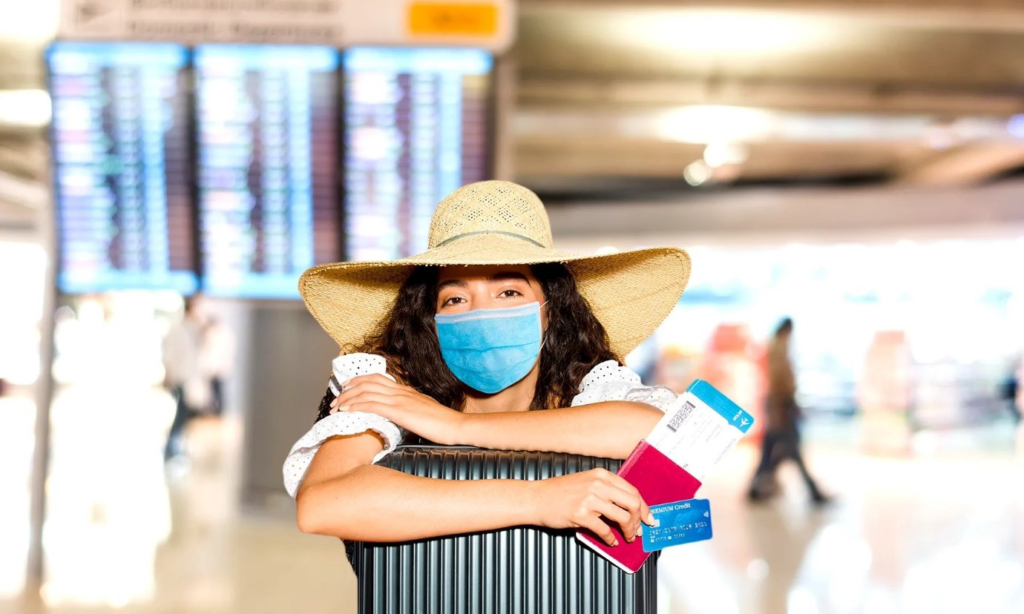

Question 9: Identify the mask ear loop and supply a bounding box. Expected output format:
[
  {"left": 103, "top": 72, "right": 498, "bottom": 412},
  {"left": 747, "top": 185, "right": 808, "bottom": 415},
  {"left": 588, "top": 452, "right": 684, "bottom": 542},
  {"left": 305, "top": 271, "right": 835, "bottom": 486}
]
[{"left": 539, "top": 300, "right": 549, "bottom": 351}]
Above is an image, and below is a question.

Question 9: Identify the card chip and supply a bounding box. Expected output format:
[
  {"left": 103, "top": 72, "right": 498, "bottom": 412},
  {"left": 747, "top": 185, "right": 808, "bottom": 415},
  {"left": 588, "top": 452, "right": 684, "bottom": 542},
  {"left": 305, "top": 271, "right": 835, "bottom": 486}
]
[{"left": 667, "top": 401, "right": 695, "bottom": 432}]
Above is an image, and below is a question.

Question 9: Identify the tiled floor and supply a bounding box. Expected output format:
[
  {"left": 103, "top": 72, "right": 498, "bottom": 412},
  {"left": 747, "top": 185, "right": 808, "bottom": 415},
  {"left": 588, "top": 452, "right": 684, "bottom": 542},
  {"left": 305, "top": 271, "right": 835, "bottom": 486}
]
[
  {"left": 660, "top": 438, "right": 1024, "bottom": 614},
  {"left": 2, "top": 391, "right": 1023, "bottom": 614},
  {"left": 1, "top": 395, "right": 356, "bottom": 614}
]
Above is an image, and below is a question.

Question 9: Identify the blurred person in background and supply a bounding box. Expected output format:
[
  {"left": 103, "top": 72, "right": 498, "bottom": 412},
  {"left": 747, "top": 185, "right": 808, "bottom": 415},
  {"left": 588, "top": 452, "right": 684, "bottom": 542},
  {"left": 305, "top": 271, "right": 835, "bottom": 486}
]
[
  {"left": 161, "top": 296, "right": 209, "bottom": 462},
  {"left": 1016, "top": 356, "right": 1024, "bottom": 454},
  {"left": 200, "top": 315, "right": 235, "bottom": 417},
  {"left": 1001, "top": 355, "right": 1021, "bottom": 424},
  {"left": 748, "top": 317, "right": 831, "bottom": 505}
]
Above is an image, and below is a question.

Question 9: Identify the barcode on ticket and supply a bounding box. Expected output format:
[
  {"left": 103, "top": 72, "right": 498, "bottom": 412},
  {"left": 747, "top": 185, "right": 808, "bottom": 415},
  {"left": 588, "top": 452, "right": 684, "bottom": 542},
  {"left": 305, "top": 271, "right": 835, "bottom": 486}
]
[{"left": 667, "top": 400, "right": 695, "bottom": 432}]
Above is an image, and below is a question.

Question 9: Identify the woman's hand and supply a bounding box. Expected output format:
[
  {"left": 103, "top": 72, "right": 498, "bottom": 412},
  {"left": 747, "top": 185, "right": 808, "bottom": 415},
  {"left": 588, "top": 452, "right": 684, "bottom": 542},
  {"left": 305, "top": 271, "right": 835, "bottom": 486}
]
[
  {"left": 331, "top": 374, "right": 465, "bottom": 445},
  {"left": 529, "top": 468, "right": 654, "bottom": 546}
]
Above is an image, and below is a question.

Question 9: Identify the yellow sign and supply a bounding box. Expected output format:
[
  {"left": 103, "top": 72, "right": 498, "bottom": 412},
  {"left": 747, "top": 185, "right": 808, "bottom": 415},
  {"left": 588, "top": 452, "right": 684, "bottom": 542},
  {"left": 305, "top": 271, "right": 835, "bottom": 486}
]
[{"left": 408, "top": 3, "right": 499, "bottom": 37}]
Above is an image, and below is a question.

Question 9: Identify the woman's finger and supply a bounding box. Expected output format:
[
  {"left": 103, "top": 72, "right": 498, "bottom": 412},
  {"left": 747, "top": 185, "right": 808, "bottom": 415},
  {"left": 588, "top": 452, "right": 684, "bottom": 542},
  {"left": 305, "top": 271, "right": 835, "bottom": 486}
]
[
  {"left": 592, "top": 481, "right": 641, "bottom": 540},
  {"left": 331, "top": 374, "right": 407, "bottom": 406},
  {"left": 596, "top": 478, "right": 641, "bottom": 514},
  {"left": 345, "top": 392, "right": 404, "bottom": 415},
  {"left": 639, "top": 498, "right": 653, "bottom": 526},
  {"left": 334, "top": 391, "right": 399, "bottom": 415},
  {"left": 590, "top": 498, "right": 634, "bottom": 542},
  {"left": 332, "top": 381, "right": 401, "bottom": 408},
  {"left": 603, "top": 473, "right": 655, "bottom": 525},
  {"left": 341, "top": 373, "right": 400, "bottom": 390},
  {"left": 577, "top": 514, "right": 618, "bottom": 547}
]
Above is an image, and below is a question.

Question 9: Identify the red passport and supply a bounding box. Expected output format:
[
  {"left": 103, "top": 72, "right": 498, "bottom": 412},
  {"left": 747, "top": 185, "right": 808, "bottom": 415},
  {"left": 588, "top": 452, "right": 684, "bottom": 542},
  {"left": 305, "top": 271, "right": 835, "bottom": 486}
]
[{"left": 576, "top": 440, "right": 703, "bottom": 573}]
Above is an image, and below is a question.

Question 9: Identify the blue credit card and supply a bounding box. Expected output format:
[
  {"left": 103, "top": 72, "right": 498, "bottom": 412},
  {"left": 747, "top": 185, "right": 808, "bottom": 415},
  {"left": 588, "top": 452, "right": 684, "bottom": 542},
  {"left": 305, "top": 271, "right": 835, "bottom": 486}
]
[{"left": 642, "top": 498, "right": 713, "bottom": 553}]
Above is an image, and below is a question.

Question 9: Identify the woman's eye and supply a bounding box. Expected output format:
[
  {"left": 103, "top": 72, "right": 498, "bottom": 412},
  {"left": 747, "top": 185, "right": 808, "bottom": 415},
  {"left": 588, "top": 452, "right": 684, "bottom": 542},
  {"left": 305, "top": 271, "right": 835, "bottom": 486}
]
[{"left": 442, "top": 296, "right": 465, "bottom": 307}]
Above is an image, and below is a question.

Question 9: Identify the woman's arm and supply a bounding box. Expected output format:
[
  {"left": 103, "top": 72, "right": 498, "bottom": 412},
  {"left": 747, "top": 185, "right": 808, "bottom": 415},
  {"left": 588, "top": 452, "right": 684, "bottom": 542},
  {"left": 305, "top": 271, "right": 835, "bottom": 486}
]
[
  {"left": 297, "top": 431, "right": 651, "bottom": 543},
  {"left": 330, "top": 375, "right": 665, "bottom": 460},
  {"left": 459, "top": 401, "right": 662, "bottom": 460},
  {"left": 298, "top": 433, "right": 534, "bottom": 540}
]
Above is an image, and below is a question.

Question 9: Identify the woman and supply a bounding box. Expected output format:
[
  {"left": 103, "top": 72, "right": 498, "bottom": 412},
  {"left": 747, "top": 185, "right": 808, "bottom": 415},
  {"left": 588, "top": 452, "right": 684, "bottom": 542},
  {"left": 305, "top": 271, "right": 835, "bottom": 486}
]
[{"left": 284, "top": 181, "right": 691, "bottom": 548}]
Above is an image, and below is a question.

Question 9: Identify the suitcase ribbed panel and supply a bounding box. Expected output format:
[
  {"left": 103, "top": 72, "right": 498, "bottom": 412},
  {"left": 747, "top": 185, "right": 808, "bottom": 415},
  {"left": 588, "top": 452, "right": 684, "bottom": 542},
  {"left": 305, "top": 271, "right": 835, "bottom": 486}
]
[{"left": 350, "top": 446, "right": 659, "bottom": 614}]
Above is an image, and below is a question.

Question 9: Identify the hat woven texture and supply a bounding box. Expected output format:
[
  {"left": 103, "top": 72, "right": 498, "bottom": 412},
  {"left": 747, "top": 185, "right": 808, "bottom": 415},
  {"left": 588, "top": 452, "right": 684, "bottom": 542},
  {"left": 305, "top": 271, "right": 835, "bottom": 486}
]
[{"left": 300, "top": 180, "right": 691, "bottom": 359}]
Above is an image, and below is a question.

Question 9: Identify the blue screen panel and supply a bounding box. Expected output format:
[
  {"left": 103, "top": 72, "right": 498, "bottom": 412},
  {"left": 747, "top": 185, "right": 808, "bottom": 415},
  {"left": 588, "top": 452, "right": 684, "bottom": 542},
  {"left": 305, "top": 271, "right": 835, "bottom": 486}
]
[
  {"left": 194, "top": 45, "right": 340, "bottom": 299},
  {"left": 49, "top": 42, "right": 197, "bottom": 294},
  {"left": 343, "top": 48, "right": 493, "bottom": 261}
]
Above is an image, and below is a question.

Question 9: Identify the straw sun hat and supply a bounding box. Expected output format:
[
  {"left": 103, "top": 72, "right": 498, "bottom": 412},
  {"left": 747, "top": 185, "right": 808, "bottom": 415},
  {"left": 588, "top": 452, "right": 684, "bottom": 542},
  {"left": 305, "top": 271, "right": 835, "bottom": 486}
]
[{"left": 300, "top": 180, "right": 691, "bottom": 359}]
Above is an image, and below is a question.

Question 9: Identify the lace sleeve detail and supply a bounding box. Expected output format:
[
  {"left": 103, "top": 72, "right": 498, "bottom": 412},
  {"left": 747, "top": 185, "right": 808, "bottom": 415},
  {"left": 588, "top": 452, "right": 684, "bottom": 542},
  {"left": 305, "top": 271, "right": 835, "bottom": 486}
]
[
  {"left": 282, "top": 353, "right": 404, "bottom": 498},
  {"left": 571, "top": 360, "right": 678, "bottom": 413},
  {"left": 283, "top": 411, "right": 405, "bottom": 497}
]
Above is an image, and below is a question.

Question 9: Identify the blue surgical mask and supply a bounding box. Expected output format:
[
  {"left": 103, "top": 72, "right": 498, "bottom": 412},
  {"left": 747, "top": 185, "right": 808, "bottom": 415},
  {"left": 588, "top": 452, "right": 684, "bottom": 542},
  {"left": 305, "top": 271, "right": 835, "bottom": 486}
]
[{"left": 435, "top": 302, "right": 543, "bottom": 394}]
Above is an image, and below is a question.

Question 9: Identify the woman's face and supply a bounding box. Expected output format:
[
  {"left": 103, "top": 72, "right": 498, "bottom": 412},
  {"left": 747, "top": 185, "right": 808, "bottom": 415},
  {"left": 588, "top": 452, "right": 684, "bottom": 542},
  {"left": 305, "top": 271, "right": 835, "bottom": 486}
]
[{"left": 435, "top": 265, "right": 546, "bottom": 318}]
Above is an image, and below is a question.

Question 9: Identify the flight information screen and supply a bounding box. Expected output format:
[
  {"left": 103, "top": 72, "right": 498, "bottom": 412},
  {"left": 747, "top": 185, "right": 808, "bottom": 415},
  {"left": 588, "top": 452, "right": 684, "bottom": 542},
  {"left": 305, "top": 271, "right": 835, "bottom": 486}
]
[
  {"left": 343, "top": 48, "right": 493, "bottom": 261},
  {"left": 49, "top": 42, "right": 197, "bottom": 294},
  {"left": 195, "top": 45, "right": 340, "bottom": 299}
]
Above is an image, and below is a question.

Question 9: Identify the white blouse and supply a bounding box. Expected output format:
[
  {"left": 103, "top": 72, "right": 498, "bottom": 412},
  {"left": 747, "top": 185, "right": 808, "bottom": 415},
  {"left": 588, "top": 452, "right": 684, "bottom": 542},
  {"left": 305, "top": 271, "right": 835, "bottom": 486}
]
[{"left": 282, "top": 354, "right": 677, "bottom": 497}]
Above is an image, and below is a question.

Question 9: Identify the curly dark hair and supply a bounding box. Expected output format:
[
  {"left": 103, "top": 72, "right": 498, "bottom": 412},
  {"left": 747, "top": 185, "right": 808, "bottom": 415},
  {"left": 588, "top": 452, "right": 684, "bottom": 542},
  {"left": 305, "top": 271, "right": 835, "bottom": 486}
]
[{"left": 356, "top": 263, "right": 618, "bottom": 410}]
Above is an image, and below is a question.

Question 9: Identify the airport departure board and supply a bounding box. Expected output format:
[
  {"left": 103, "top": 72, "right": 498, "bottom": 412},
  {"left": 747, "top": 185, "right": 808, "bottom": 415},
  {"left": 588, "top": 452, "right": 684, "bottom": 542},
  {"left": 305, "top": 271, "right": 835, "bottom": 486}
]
[
  {"left": 343, "top": 48, "right": 493, "bottom": 261},
  {"left": 194, "top": 45, "right": 339, "bottom": 299},
  {"left": 49, "top": 42, "right": 197, "bottom": 294}
]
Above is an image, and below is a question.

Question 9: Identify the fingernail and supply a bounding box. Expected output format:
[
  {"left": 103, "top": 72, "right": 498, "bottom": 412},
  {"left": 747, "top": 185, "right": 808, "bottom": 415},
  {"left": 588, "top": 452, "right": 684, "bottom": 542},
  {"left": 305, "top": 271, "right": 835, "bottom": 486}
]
[
  {"left": 611, "top": 539, "right": 619, "bottom": 547},
  {"left": 637, "top": 525, "right": 643, "bottom": 537},
  {"left": 646, "top": 513, "right": 655, "bottom": 525},
  {"left": 338, "top": 405, "right": 350, "bottom": 412}
]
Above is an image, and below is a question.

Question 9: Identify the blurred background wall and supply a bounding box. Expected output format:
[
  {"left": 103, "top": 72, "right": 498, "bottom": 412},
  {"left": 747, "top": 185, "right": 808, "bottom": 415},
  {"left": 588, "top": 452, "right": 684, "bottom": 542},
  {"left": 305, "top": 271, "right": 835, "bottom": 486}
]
[{"left": 1, "top": 1, "right": 1023, "bottom": 613}]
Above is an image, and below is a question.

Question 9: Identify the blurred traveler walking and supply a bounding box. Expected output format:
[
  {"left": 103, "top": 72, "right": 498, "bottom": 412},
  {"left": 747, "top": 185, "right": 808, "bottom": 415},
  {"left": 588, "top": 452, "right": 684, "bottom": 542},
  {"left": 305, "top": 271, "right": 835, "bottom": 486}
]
[
  {"left": 200, "top": 315, "right": 235, "bottom": 416},
  {"left": 161, "top": 296, "right": 209, "bottom": 461},
  {"left": 1000, "top": 356, "right": 1021, "bottom": 424},
  {"left": 747, "top": 318, "right": 831, "bottom": 505},
  {"left": 1016, "top": 357, "right": 1024, "bottom": 455}
]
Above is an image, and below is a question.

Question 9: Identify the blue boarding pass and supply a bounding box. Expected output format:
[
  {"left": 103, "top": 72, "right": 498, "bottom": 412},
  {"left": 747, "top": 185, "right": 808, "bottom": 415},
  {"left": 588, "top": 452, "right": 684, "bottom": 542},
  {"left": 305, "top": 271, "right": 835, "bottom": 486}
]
[
  {"left": 641, "top": 498, "right": 713, "bottom": 553},
  {"left": 644, "top": 379, "right": 755, "bottom": 482}
]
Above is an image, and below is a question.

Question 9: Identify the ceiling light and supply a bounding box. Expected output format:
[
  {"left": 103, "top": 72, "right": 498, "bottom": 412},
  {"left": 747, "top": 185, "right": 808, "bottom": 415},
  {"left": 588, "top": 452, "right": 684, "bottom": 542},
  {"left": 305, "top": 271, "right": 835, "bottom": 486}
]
[
  {"left": 0, "top": 90, "right": 52, "bottom": 128},
  {"left": 657, "top": 106, "right": 774, "bottom": 144},
  {"left": 703, "top": 142, "right": 749, "bottom": 167},
  {"left": 1008, "top": 115, "right": 1024, "bottom": 139},
  {"left": 616, "top": 9, "right": 840, "bottom": 56},
  {"left": 0, "top": 0, "right": 58, "bottom": 41},
  {"left": 684, "top": 161, "right": 713, "bottom": 186},
  {"left": 925, "top": 124, "right": 955, "bottom": 150}
]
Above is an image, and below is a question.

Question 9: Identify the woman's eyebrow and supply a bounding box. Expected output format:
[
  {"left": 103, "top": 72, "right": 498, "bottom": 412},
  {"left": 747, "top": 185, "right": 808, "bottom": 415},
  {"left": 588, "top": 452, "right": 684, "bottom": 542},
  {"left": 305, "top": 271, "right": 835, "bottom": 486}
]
[
  {"left": 437, "top": 278, "right": 469, "bottom": 292},
  {"left": 488, "top": 272, "right": 531, "bottom": 284}
]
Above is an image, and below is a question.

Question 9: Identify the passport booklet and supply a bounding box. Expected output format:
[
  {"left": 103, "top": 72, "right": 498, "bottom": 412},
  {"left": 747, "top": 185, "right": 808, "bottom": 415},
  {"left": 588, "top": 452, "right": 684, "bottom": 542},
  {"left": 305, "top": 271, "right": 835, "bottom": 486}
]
[{"left": 576, "top": 380, "right": 753, "bottom": 573}]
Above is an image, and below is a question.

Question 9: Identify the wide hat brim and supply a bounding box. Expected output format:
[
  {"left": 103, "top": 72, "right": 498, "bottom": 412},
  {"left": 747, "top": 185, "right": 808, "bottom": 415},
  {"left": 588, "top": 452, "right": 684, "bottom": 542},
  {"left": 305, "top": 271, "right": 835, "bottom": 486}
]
[{"left": 299, "top": 233, "right": 691, "bottom": 359}]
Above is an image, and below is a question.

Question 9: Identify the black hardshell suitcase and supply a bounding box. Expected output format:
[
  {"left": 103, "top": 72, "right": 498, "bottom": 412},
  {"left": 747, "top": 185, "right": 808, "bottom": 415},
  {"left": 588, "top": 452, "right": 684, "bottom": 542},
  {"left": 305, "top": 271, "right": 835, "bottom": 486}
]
[{"left": 348, "top": 446, "right": 659, "bottom": 614}]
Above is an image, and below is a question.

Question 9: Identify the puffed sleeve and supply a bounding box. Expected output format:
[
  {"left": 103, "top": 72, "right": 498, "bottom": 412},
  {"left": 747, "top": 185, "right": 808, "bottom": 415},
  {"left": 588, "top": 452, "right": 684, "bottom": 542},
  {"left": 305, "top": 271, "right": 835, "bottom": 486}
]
[
  {"left": 570, "top": 360, "right": 678, "bottom": 413},
  {"left": 282, "top": 353, "right": 406, "bottom": 498}
]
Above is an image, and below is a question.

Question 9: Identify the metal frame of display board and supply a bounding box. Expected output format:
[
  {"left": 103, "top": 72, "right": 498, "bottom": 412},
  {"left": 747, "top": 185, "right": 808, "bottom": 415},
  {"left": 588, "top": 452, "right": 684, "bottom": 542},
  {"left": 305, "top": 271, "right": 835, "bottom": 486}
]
[{"left": 27, "top": 138, "right": 57, "bottom": 591}]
